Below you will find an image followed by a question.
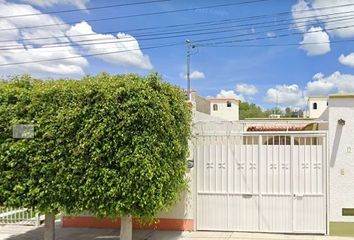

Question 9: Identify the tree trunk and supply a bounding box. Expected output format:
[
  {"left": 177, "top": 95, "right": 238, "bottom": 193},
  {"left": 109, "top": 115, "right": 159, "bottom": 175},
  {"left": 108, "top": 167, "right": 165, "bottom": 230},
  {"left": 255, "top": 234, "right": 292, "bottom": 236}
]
[
  {"left": 120, "top": 215, "right": 132, "bottom": 240},
  {"left": 44, "top": 213, "right": 55, "bottom": 240}
]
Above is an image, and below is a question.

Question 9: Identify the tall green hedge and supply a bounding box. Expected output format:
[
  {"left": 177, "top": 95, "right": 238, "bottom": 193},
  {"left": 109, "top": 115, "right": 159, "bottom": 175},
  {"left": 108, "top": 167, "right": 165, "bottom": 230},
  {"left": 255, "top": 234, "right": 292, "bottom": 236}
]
[{"left": 0, "top": 73, "right": 192, "bottom": 219}]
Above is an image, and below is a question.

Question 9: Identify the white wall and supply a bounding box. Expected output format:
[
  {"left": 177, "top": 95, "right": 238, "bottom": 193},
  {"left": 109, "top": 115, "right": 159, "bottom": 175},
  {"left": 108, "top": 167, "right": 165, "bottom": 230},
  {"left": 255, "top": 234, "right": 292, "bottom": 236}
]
[
  {"left": 328, "top": 97, "right": 354, "bottom": 222},
  {"left": 209, "top": 100, "right": 239, "bottom": 121},
  {"left": 308, "top": 98, "right": 328, "bottom": 119}
]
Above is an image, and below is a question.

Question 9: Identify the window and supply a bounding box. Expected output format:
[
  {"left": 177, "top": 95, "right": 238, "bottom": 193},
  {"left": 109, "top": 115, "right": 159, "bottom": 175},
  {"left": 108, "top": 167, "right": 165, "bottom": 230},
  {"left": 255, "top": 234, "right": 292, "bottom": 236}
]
[
  {"left": 313, "top": 102, "right": 317, "bottom": 110},
  {"left": 226, "top": 101, "right": 232, "bottom": 107},
  {"left": 213, "top": 104, "right": 218, "bottom": 111}
]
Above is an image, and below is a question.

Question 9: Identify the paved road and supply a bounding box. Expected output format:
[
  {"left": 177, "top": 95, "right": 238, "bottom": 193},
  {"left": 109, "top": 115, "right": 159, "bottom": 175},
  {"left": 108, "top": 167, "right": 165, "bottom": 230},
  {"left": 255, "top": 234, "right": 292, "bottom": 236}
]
[{"left": 1, "top": 223, "right": 354, "bottom": 240}]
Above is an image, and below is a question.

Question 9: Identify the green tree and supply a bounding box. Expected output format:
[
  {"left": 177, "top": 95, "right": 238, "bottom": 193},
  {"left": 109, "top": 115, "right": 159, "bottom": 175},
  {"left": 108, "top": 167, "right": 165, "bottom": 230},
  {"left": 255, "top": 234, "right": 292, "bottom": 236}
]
[
  {"left": 0, "top": 73, "right": 192, "bottom": 240},
  {"left": 239, "top": 101, "right": 268, "bottom": 119},
  {"left": 285, "top": 107, "right": 292, "bottom": 117}
]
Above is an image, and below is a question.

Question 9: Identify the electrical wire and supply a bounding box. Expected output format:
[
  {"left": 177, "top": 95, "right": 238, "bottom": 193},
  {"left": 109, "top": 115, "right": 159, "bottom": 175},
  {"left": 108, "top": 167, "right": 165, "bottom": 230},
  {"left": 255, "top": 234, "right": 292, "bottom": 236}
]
[
  {"left": 0, "top": 42, "right": 182, "bottom": 67},
  {"left": 198, "top": 39, "right": 352, "bottom": 48},
  {"left": 0, "top": 2, "right": 354, "bottom": 66},
  {"left": 0, "top": 14, "right": 353, "bottom": 52},
  {"left": 0, "top": 11, "right": 354, "bottom": 50},
  {"left": 1, "top": 23, "right": 354, "bottom": 67},
  {"left": 193, "top": 23, "right": 354, "bottom": 46},
  {"left": 0, "top": 0, "right": 170, "bottom": 19},
  {"left": 0, "top": 0, "right": 272, "bottom": 32},
  {"left": 0, "top": 2, "right": 353, "bottom": 46}
]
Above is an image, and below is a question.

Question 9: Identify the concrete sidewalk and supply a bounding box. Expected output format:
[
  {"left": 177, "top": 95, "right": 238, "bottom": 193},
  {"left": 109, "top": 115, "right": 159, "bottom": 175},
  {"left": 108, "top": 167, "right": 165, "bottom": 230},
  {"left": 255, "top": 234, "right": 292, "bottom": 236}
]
[{"left": 1, "top": 223, "right": 354, "bottom": 240}]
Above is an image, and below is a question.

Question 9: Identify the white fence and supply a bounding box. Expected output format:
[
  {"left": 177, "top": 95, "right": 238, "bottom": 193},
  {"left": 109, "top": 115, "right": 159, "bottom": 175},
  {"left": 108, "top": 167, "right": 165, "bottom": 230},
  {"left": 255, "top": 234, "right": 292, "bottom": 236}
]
[
  {"left": 0, "top": 207, "right": 41, "bottom": 226},
  {"left": 194, "top": 122, "right": 327, "bottom": 234}
]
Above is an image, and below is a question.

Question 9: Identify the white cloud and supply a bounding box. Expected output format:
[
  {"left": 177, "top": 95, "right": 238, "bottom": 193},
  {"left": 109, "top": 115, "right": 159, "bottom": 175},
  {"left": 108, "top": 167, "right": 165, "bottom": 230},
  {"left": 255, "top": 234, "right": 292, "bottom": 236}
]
[
  {"left": 180, "top": 70, "right": 205, "bottom": 80},
  {"left": 235, "top": 83, "right": 258, "bottom": 96},
  {"left": 215, "top": 84, "right": 257, "bottom": 103},
  {"left": 299, "top": 26, "right": 330, "bottom": 55},
  {"left": 0, "top": 1, "right": 88, "bottom": 78},
  {"left": 66, "top": 21, "right": 153, "bottom": 70},
  {"left": 311, "top": 0, "right": 354, "bottom": 38},
  {"left": 339, "top": 53, "right": 354, "bottom": 68},
  {"left": 190, "top": 70, "right": 205, "bottom": 80},
  {"left": 292, "top": 0, "right": 354, "bottom": 56},
  {"left": 0, "top": 2, "right": 153, "bottom": 78},
  {"left": 265, "top": 84, "right": 306, "bottom": 107},
  {"left": 305, "top": 71, "right": 354, "bottom": 96},
  {"left": 266, "top": 32, "right": 276, "bottom": 38},
  {"left": 292, "top": 0, "right": 354, "bottom": 38},
  {"left": 313, "top": 72, "right": 324, "bottom": 80},
  {"left": 291, "top": 0, "right": 315, "bottom": 33},
  {"left": 20, "top": 0, "right": 89, "bottom": 8},
  {"left": 216, "top": 90, "right": 244, "bottom": 101}
]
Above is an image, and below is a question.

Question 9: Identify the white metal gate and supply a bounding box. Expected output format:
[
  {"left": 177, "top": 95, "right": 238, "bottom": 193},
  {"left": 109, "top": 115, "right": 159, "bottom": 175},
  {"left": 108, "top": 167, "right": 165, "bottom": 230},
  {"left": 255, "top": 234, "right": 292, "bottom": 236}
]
[
  {"left": 195, "top": 130, "right": 327, "bottom": 234},
  {"left": 0, "top": 207, "right": 41, "bottom": 226}
]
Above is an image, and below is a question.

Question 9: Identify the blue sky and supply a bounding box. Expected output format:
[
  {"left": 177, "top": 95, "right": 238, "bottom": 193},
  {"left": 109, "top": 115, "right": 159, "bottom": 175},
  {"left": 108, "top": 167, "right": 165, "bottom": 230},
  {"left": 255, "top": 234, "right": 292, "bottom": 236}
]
[{"left": 2, "top": 0, "right": 354, "bottom": 110}]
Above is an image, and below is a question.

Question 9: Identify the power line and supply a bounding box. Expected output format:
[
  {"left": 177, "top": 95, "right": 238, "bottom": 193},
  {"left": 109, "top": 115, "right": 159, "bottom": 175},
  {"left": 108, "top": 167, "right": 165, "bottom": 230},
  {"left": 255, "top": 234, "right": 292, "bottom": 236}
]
[
  {"left": 198, "top": 39, "right": 354, "bottom": 48},
  {"left": 193, "top": 22, "right": 354, "bottom": 46},
  {"left": 0, "top": 42, "right": 181, "bottom": 67},
  {"left": 1, "top": 10, "right": 353, "bottom": 50},
  {"left": 0, "top": 2, "right": 353, "bottom": 45},
  {"left": 1, "top": 14, "right": 353, "bottom": 52},
  {"left": 1, "top": 37, "right": 354, "bottom": 68},
  {"left": 0, "top": 0, "right": 279, "bottom": 32},
  {"left": 1, "top": 22, "right": 354, "bottom": 67},
  {"left": 0, "top": 0, "right": 170, "bottom": 19},
  {"left": 5, "top": 39, "right": 351, "bottom": 54},
  {"left": 0, "top": 0, "right": 353, "bottom": 33}
]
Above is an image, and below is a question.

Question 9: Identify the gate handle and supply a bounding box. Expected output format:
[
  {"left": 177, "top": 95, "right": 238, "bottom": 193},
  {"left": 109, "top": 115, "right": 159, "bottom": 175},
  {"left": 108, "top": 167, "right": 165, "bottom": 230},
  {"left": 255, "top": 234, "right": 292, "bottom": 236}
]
[{"left": 242, "top": 194, "right": 253, "bottom": 198}]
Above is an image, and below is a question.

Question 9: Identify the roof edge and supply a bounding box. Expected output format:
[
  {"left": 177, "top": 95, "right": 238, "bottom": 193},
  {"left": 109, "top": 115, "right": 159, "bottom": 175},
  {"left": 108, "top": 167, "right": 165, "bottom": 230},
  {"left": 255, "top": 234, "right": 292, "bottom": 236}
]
[
  {"left": 208, "top": 98, "right": 240, "bottom": 102},
  {"left": 307, "top": 96, "right": 328, "bottom": 99},
  {"left": 329, "top": 94, "right": 354, "bottom": 99}
]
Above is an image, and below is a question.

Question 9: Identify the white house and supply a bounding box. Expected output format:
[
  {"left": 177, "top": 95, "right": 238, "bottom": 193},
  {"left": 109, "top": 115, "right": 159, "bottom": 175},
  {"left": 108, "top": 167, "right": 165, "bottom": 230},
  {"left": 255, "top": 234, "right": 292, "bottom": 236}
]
[
  {"left": 307, "top": 96, "right": 328, "bottom": 119},
  {"left": 208, "top": 98, "right": 240, "bottom": 121},
  {"left": 63, "top": 92, "right": 354, "bottom": 237}
]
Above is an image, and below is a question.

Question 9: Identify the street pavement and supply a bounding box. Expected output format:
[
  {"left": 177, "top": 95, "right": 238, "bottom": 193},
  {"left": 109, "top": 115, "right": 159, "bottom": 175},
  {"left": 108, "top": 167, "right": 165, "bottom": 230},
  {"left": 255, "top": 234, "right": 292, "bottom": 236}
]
[{"left": 1, "top": 222, "right": 354, "bottom": 240}]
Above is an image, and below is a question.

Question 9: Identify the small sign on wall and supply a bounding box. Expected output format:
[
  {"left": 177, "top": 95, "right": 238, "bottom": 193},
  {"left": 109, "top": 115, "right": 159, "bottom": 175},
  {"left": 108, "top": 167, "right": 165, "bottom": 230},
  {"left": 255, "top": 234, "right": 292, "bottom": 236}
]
[{"left": 342, "top": 208, "right": 354, "bottom": 216}]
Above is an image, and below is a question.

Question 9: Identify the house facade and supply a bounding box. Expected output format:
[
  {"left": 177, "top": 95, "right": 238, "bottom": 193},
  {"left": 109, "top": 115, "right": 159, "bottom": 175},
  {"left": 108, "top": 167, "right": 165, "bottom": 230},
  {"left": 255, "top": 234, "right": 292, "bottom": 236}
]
[
  {"left": 307, "top": 96, "right": 328, "bottom": 119},
  {"left": 63, "top": 92, "right": 354, "bottom": 236},
  {"left": 208, "top": 98, "right": 239, "bottom": 121}
]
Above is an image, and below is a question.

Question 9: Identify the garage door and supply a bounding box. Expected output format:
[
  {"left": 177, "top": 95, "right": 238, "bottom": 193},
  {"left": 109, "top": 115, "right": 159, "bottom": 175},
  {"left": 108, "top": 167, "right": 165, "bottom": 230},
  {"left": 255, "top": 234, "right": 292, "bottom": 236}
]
[{"left": 196, "top": 133, "right": 327, "bottom": 234}]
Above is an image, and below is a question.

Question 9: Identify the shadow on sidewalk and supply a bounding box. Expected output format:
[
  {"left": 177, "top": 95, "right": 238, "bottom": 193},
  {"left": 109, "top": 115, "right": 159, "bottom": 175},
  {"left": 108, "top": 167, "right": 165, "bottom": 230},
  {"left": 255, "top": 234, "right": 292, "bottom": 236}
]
[{"left": 4, "top": 222, "right": 184, "bottom": 240}]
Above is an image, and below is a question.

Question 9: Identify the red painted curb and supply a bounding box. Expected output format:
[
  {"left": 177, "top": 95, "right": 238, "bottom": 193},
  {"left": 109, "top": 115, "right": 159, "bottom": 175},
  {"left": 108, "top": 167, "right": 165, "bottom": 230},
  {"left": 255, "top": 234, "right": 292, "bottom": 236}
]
[{"left": 62, "top": 216, "right": 194, "bottom": 231}]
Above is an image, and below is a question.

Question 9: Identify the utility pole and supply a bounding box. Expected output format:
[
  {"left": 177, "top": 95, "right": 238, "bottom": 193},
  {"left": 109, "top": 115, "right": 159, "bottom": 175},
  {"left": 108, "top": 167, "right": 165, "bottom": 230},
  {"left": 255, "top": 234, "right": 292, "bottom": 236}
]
[
  {"left": 275, "top": 92, "right": 279, "bottom": 115},
  {"left": 186, "top": 39, "right": 195, "bottom": 101}
]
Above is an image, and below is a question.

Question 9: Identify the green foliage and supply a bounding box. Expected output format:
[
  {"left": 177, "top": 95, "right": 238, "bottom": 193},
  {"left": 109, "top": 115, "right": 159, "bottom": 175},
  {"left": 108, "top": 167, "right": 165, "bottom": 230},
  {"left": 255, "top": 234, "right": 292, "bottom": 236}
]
[
  {"left": 239, "top": 101, "right": 268, "bottom": 119},
  {"left": 284, "top": 107, "right": 303, "bottom": 118},
  {"left": 0, "top": 73, "right": 192, "bottom": 219}
]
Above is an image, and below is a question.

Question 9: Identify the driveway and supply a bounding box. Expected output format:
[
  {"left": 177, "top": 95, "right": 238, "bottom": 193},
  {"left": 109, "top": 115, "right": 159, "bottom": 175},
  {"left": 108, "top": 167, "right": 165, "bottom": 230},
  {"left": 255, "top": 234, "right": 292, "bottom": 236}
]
[{"left": 1, "top": 223, "right": 354, "bottom": 240}]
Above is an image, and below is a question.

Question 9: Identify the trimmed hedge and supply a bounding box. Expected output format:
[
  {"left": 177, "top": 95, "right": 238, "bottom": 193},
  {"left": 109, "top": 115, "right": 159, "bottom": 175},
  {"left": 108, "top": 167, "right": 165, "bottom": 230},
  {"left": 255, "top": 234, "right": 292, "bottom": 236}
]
[{"left": 0, "top": 73, "right": 192, "bottom": 219}]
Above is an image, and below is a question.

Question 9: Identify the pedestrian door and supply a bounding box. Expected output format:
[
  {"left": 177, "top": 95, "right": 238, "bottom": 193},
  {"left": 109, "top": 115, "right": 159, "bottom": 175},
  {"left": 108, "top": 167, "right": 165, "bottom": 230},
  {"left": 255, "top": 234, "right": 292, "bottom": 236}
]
[{"left": 196, "top": 133, "right": 327, "bottom": 234}]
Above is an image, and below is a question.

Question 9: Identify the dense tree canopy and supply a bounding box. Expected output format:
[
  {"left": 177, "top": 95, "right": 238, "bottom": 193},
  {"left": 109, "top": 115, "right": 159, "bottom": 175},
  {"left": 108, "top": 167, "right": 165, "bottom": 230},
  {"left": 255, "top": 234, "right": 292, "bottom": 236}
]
[
  {"left": 239, "top": 102, "right": 268, "bottom": 119},
  {"left": 0, "top": 73, "right": 192, "bottom": 220}
]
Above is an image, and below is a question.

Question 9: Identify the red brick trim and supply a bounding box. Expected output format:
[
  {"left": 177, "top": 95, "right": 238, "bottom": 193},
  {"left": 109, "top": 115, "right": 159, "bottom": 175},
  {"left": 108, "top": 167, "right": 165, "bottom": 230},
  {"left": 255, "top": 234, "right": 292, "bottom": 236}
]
[{"left": 62, "top": 216, "right": 194, "bottom": 231}]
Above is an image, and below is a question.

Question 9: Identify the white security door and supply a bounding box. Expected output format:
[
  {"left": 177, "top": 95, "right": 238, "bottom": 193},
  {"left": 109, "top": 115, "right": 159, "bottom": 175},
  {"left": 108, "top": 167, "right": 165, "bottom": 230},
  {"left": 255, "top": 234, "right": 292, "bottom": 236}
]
[
  {"left": 196, "top": 132, "right": 327, "bottom": 234},
  {"left": 292, "top": 136, "right": 326, "bottom": 233},
  {"left": 228, "top": 135, "right": 260, "bottom": 231},
  {"left": 196, "top": 135, "right": 229, "bottom": 230},
  {"left": 259, "top": 136, "right": 293, "bottom": 232}
]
